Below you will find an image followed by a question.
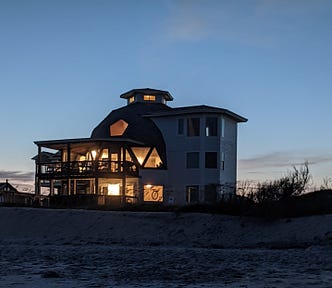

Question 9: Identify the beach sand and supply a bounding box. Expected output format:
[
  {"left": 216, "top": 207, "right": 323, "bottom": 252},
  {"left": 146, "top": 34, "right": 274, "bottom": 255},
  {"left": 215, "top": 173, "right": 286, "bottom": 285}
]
[{"left": 0, "top": 207, "right": 331, "bottom": 287}]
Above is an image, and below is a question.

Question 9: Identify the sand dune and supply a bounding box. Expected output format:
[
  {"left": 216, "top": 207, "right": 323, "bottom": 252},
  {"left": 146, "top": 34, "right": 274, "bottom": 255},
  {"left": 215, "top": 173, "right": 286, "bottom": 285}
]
[{"left": 0, "top": 207, "right": 331, "bottom": 248}]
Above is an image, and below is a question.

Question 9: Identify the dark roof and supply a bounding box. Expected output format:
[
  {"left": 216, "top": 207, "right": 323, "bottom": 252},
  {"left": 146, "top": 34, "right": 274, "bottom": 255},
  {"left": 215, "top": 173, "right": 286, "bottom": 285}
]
[
  {"left": 0, "top": 182, "right": 18, "bottom": 193},
  {"left": 31, "top": 151, "right": 61, "bottom": 162},
  {"left": 34, "top": 138, "right": 145, "bottom": 156},
  {"left": 120, "top": 88, "right": 174, "bottom": 101},
  {"left": 144, "top": 105, "right": 247, "bottom": 122},
  {"left": 91, "top": 102, "right": 172, "bottom": 165}
]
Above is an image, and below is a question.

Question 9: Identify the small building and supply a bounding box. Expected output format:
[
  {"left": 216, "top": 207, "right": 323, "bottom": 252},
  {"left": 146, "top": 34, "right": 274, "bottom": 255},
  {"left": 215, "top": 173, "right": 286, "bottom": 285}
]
[
  {"left": 0, "top": 180, "right": 33, "bottom": 206},
  {"left": 33, "top": 88, "right": 247, "bottom": 207}
]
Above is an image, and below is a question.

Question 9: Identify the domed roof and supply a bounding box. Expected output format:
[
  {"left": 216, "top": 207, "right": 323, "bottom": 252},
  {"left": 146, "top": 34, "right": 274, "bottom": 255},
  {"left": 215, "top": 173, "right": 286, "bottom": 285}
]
[{"left": 90, "top": 102, "right": 172, "bottom": 165}]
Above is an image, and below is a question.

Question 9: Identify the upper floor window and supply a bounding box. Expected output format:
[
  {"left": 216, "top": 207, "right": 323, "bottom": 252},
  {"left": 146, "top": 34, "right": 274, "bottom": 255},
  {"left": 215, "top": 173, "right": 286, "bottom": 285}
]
[
  {"left": 178, "top": 118, "right": 184, "bottom": 135},
  {"left": 129, "top": 96, "right": 134, "bottom": 103},
  {"left": 143, "top": 95, "right": 156, "bottom": 101},
  {"left": 205, "top": 152, "right": 217, "bottom": 169},
  {"left": 187, "top": 118, "right": 200, "bottom": 136},
  {"left": 205, "top": 117, "right": 218, "bottom": 136},
  {"left": 186, "top": 152, "right": 199, "bottom": 168}
]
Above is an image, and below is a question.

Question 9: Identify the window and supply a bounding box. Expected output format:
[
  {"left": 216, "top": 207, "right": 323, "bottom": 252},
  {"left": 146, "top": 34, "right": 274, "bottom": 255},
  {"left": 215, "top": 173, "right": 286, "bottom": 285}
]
[
  {"left": 204, "top": 184, "right": 217, "bottom": 203},
  {"left": 187, "top": 118, "right": 200, "bottom": 136},
  {"left": 186, "top": 185, "right": 199, "bottom": 203},
  {"left": 205, "top": 152, "right": 217, "bottom": 168},
  {"left": 205, "top": 117, "right": 217, "bottom": 136},
  {"left": 145, "top": 148, "right": 163, "bottom": 168},
  {"left": 178, "top": 118, "right": 184, "bottom": 135},
  {"left": 129, "top": 96, "right": 134, "bottom": 103},
  {"left": 132, "top": 147, "right": 150, "bottom": 165},
  {"left": 143, "top": 95, "right": 156, "bottom": 101},
  {"left": 144, "top": 185, "right": 163, "bottom": 202},
  {"left": 186, "top": 152, "right": 199, "bottom": 168},
  {"left": 110, "top": 119, "right": 128, "bottom": 136}
]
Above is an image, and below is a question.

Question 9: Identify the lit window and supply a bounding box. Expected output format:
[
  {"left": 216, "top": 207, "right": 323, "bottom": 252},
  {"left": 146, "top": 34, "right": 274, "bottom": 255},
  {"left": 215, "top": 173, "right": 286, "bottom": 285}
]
[
  {"left": 205, "top": 152, "right": 217, "bottom": 169},
  {"left": 132, "top": 147, "right": 150, "bottom": 165},
  {"left": 187, "top": 118, "right": 200, "bottom": 136},
  {"left": 143, "top": 95, "right": 156, "bottom": 101},
  {"left": 144, "top": 185, "right": 163, "bottom": 202},
  {"left": 205, "top": 117, "right": 217, "bottom": 136},
  {"left": 129, "top": 96, "right": 134, "bottom": 103},
  {"left": 145, "top": 148, "right": 163, "bottom": 168},
  {"left": 186, "top": 152, "right": 199, "bottom": 168},
  {"left": 101, "top": 149, "right": 108, "bottom": 159},
  {"left": 126, "top": 184, "right": 134, "bottom": 197},
  {"left": 107, "top": 184, "right": 120, "bottom": 196},
  {"left": 110, "top": 119, "right": 128, "bottom": 136}
]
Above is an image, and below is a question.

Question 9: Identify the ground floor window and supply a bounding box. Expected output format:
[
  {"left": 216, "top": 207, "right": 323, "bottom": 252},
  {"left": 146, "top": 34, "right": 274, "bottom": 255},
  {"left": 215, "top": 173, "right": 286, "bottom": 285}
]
[
  {"left": 143, "top": 185, "right": 163, "bottom": 202},
  {"left": 204, "top": 184, "right": 217, "bottom": 203},
  {"left": 186, "top": 185, "right": 199, "bottom": 203}
]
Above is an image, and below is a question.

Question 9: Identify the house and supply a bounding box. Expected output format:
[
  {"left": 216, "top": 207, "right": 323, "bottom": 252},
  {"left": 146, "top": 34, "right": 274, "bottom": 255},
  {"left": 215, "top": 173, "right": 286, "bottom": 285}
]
[
  {"left": 33, "top": 88, "right": 247, "bottom": 207},
  {"left": 0, "top": 179, "right": 34, "bottom": 206}
]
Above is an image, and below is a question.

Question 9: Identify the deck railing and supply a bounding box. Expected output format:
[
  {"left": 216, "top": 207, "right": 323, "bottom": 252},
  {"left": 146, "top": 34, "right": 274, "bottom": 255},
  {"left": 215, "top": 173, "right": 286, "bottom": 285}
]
[{"left": 38, "top": 160, "right": 139, "bottom": 178}]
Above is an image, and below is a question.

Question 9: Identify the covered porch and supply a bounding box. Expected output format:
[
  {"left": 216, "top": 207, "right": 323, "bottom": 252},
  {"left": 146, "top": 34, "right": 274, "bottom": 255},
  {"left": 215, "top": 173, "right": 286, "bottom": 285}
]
[{"left": 34, "top": 138, "right": 165, "bottom": 207}]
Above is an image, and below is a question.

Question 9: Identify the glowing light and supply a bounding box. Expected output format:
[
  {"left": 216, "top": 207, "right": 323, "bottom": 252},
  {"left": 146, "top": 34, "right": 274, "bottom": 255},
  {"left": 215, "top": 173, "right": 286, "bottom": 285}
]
[
  {"left": 108, "top": 184, "right": 120, "bottom": 196},
  {"left": 143, "top": 185, "right": 163, "bottom": 202},
  {"left": 143, "top": 95, "right": 156, "bottom": 101},
  {"left": 137, "top": 157, "right": 144, "bottom": 165},
  {"left": 91, "top": 150, "right": 97, "bottom": 159}
]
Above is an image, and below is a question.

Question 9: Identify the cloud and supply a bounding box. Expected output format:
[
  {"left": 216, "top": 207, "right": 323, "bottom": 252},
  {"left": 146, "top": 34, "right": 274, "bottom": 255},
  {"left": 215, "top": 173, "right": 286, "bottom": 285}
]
[
  {"left": 0, "top": 170, "right": 34, "bottom": 183},
  {"left": 164, "top": 0, "right": 330, "bottom": 46},
  {"left": 239, "top": 151, "right": 332, "bottom": 170},
  {"left": 165, "top": 0, "right": 213, "bottom": 42}
]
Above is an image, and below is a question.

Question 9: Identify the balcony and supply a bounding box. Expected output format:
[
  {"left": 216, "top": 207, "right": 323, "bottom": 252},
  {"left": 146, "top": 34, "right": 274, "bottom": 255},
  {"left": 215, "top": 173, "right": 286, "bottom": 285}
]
[{"left": 37, "top": 160, "right": 139, "bottom": 179}]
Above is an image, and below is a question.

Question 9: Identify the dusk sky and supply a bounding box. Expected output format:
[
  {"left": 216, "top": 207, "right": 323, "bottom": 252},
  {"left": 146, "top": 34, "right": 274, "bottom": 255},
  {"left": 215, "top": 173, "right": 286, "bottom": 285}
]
[{"left": 0, "top": 0, "right": 331, "bottom": 189}]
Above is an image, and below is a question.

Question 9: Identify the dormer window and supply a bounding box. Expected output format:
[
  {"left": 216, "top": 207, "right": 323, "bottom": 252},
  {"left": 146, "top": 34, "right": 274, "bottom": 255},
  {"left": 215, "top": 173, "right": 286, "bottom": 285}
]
[{"left": 143, "top": 95, "right": 156, "bottom": 102}]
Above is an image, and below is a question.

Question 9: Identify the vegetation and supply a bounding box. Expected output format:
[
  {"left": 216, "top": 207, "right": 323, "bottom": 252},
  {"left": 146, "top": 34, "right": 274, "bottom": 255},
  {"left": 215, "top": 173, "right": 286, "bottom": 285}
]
[{"left": 238, "top": 161, "right": 311, "bottom": 204}]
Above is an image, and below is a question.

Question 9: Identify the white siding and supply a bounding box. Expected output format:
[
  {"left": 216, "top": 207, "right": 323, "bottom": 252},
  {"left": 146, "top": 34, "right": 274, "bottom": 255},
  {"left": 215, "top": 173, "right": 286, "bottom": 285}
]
[{"left": 152, "top": 113, "right": 239, "bottom": 205}]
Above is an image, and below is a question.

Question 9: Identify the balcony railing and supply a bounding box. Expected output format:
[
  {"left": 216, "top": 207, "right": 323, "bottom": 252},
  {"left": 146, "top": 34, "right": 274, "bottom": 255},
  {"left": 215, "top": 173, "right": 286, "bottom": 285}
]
[{"left": 37, "top": 160, "right": 139, "bottom": 178}]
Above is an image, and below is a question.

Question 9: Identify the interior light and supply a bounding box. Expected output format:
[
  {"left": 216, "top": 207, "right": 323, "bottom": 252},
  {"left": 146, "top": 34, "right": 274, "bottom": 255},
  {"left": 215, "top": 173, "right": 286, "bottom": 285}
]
[
  {"left": 91, "top": 150, "right": 97, "bottom": 159},
  {"left": 145, "top": 184, "right": 152, "bottom": 189},
  {"left": 137, "top": 157, "right": 144, "bottom": 165},
  {"left": 108, "top": 184, "right": 120, "bottom": 196}
]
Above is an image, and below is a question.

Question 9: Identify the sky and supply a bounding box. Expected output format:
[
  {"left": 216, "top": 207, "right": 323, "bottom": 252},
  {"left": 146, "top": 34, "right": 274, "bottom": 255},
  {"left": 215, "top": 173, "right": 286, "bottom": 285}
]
[{"left": 0, "top": 0, "right": 331, "bottom": 190}]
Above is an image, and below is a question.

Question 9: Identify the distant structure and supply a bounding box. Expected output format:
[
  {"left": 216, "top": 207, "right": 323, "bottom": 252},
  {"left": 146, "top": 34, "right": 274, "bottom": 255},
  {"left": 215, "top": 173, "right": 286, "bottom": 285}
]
[
  {"left": 0, "top": 179, "right": 33, "bottom": 205},
  {"left": 33, "top": 88, "right": 247, "bottom": 207}
]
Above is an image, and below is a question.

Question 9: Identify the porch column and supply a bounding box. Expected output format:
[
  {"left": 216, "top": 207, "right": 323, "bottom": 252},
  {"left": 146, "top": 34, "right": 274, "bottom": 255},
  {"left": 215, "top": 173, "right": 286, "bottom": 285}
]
[
  {"left": 35, "top": 145, "right": 41, "bottom": 196},
  {"left": 67, "top": 143, "right": 71, "bottom": 195},
  {"left": 121, "top": 147, "right": 126, "bottom": 205},
  {"left": 50, "top": 180, "right": 54, "bottom": 196}
]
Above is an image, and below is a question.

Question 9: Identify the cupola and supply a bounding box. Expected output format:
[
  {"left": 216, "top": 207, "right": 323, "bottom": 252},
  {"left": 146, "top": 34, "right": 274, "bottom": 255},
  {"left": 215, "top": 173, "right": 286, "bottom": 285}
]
[{"left": 120, "top": 88, "right": 173, "bottom": 105}]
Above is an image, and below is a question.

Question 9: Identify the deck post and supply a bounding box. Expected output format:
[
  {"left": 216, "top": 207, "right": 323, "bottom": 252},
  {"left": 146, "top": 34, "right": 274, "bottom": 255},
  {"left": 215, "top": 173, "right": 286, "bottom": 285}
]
[{"left": 35, "top": 145, "right": 41, "bottom": 196}]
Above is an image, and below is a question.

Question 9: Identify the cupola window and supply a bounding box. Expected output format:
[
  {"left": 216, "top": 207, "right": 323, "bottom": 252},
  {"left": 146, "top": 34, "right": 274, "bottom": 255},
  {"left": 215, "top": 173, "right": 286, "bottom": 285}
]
[{"left": 143, "top": 95, "right": 156, "bottom": 101}]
